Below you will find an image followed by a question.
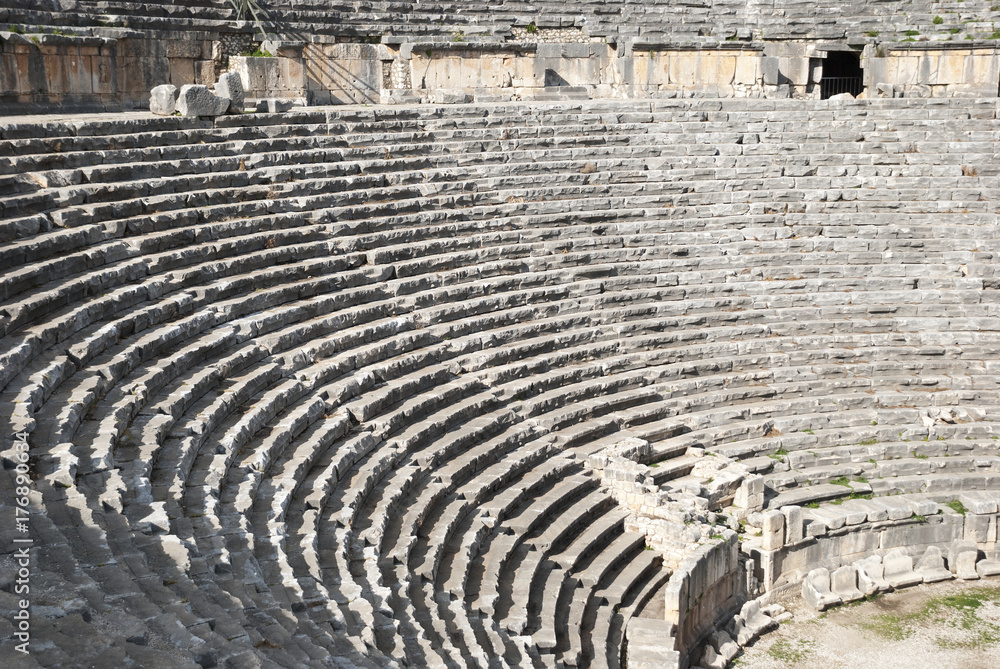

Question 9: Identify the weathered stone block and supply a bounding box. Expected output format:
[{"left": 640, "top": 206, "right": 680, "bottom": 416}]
[
  {"left": 762, "top": 509, "right": 784, "bottom": 551},
  {"left": 884, "top": 548, "right": 923, "bottom": 589},
  {"left": 949, "top": 540, "right": 981, "bottom": 580},
  {"left": 214, "top": 71, "right": 244, "bottom": 113},
  {"left": 802, "top": 568, "right": 840, "bottom": 611},
  {"left": 830, "top": 565, "right": 864, "bottom": 603},
  {"left": 176, "top": 84, "right": 230, "bottom": 116},
  {"left": 915, "top": 546, "right": 953, "bottom": 583},
  {"left": 856, "top": 555, "right": 890, "bottom": 593},
  {"left": 782, "top": 505, "right": 803, "bottom": 544},
  {"left": 149, "top": 84, "right": 177, "bottom": 116}
]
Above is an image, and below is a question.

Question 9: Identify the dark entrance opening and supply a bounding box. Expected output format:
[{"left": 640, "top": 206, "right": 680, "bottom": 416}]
[{"left": 820, "top": 51, "right": 864, "bottom": 99}]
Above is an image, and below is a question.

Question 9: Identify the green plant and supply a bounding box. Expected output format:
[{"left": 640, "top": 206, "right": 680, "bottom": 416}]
[
  {"left": 990, "top": 29, "right": 1000, "bottom": 39},
  {"left": 243, "top": 47, "right": 274, "bottom": 57},
  {"left": 905, "top": 29, "right": 920, "bottom": 36},
  {"left": 453, "top": 30, "right": 467, "bottom": 42},
  {"left": 913, "top": 451, "right": 929, "bottom": 459},
  {"left": 830, "top": 476, "right": 851, "bottom": 486},
  {"left": 946, "top": 499, "right": 968, "bottom": 516},
  {"left": 8, "top": 24, "right": 22, "bottom": 33},
  {"left": 866, "top": 30, "right": 880, "bottom": 37},
  {"left": 768, "top": 447, "right": 789, "bottom": 460},
  {"left": 934, "top": 15, "right": 944, "bottom": 24},
  {"left": 950, "top": 27, "right": 962, "bottom": 33},
  {"left": 526, "top": 22, "right": 537, "bottom": 33},
  {"left": 805, "top": 501, "right": 820, "bottom": 509},
  {"left": 228, "top": 0, "right": 271, "bottom": 39},
  {"left": 768, "top": 639, "right": 814, "bottom": 663}
]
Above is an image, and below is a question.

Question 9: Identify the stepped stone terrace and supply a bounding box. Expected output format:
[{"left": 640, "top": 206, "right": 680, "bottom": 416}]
[
  {"left": 1, "top": 96, "right": 1000, "bottom": 669},
  {"left": 3, "top": 2, "right": 1000, "bottom": 669}
]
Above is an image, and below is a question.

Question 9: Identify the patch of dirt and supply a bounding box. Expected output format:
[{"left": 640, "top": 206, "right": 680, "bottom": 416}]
[{"left": 733, "top": 579, "right": 1000, "bottom": 669}]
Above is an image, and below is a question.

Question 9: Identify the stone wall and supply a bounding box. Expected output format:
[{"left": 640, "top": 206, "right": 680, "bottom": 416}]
[
  {"left": 6, "top": 31, "right": 1000, "bottom": 112},
  {"left": 406, "top": 42, "right": 620, "bottom": 98},
  {"left": 865, "top": 43, "right": 1000, "bottom": 98},
  {"left": 632, "top": 46, "right": 764, "bottom": 98},
  {"left": 664, "top": 534, "right": 746, "bottom": 666},
  {"left": 752, "top": 500, "right": 998, "bottom": 595},
  {"left": 302, "top": 42, "right": 383, "bottom": 105},
  {"left": 0, "top": 29, "right": 222, "bottom": 112}
]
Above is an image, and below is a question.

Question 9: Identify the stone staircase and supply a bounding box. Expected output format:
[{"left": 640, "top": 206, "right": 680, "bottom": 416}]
[{"left": 2, "top": 97, "right": 1000, "bottom": 666}]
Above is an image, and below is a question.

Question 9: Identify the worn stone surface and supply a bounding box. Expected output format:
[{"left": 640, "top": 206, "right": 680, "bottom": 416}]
[
  {"left": 214, "top": 71, "right": 245, "bottom": 113},
  {"left": 802, "top": 568, "right": 841, "bottom": 611},
  {"left": 149, "top": 84, "right": 178, "bottom": 116},
  {"left": 176, "top": 84, "right": 230, "bottom": 116}
]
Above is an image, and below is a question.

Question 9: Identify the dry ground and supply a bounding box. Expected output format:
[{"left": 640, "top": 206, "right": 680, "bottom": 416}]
[{"left": 733, "top": 578, "right": 1000, "bottom": 669}]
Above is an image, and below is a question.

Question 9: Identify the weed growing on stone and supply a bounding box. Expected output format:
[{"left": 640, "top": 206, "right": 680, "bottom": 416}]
[{"left": 946, "top": 499, "right": 967, "bottom": 515}]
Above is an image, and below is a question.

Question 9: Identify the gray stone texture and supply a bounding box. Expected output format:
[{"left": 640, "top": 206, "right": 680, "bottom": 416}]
[
  {"left": 214, "top": 72, "right": 245, "bottom": 114},
  {"left": 148, "top": 84, "right": 178, "bottom": 116},
  {"left": 802, "top": 568, "right": 840, "bottom": 611},
  {"left": 176, "top": 84, "right": 231, "bottom": 117},
  {"left": 915, "top": 546, "right": 953, "bottom": 583},
  {"left": 884, "top": 549, "right": 923, "bottom": 589}
]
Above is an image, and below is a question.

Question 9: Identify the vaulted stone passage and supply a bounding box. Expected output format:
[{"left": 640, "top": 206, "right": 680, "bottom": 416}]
[{"left": 820, "top": 51, "right": 864, "bottom": 99}]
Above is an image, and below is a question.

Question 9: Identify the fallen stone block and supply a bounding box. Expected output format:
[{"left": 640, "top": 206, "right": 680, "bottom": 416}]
[
  {"left": 976, "top": 559, "right": 1000, "bottom": 578},
  {"left": 381, "top": 89, "right": 421, "bottom": 105},
  {"left": 802, "top": 567, "right": 841, "bottom": 611},
  {"left": 149, "top": 84, "right": 178, "bottom": 116},
  {"left": 259, "top": 98, "right": 295, "bottom": 113},
  {"left": 176, "top": 84, "right": 231, "bottom": 117},
  {"left": 735, "top": 474, "right": 764, "bottom": 513},
  {"left": 915, "top": 546, "right": 953, "bottom": 583},
  {"left": 883, "top": 549, "right": 922, "bottom": 589},
  {"left": 429, "top": 88, "right": 471, "bottom": 104},
  {"left": 830, "top": 565, "right": 864, "bottom": 603},
  {"left": 711, "top": 629, "right": 739, "bottom": 664},
  {"left": 214, "top": 71, "right": 245, "bottom": 114},
  {"left": 732, "top": 599, "right": 776, "bottom": 646},
  {"left": 949, "top": 540, "right": 981, "bottom": 580}
]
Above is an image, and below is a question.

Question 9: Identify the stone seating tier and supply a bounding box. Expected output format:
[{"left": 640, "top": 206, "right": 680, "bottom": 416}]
[
  {"left": 5, "top": 0, "right": 1000, "bottom": 44},
  {"left": 5, "top": 98, "right": 1000, "bottom": 668}
]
